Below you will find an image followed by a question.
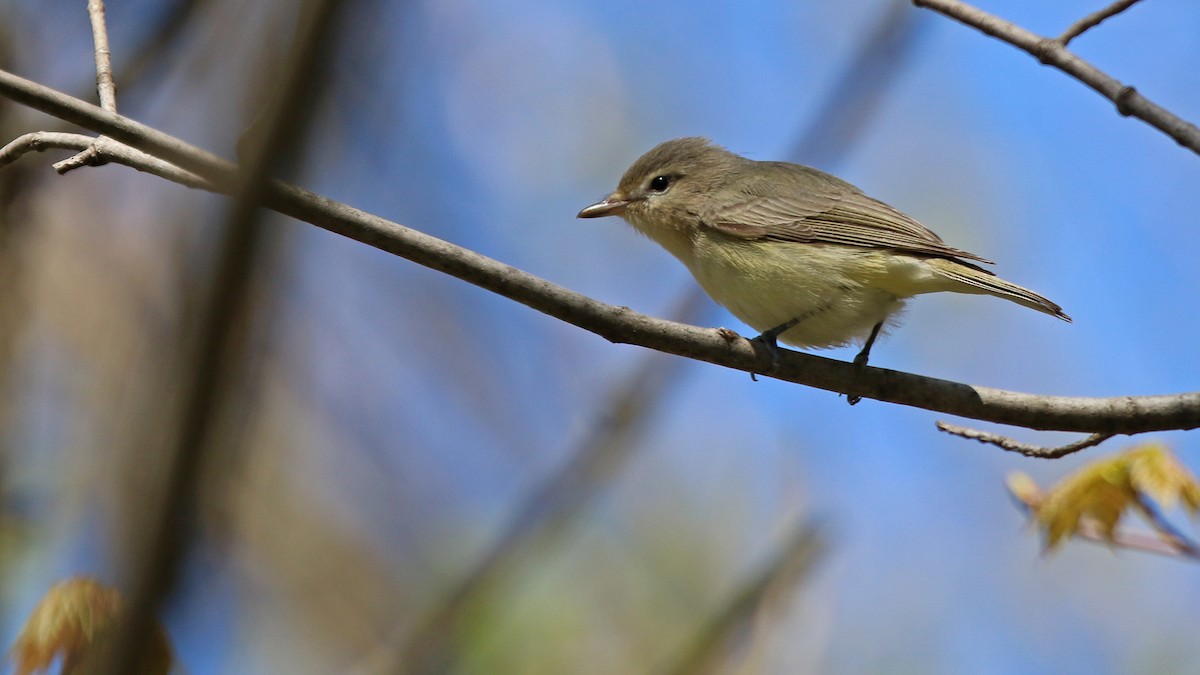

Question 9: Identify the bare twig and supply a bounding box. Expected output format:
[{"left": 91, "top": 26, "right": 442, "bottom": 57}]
[
  {"left": 87, "top": 0, "right": 117, "bottom": 113},
  {"left": 0, "top": 131, "right": 211, "bottom": 187},
  {"left": 1058, "top": 0, "right": 1144, "bottom": 46},
  {"left": 936, "top": 422, "right": 1113, "bottom": 458},
  {"left": 59, "top": 0, "right": 121, "bottom": 176},
  {"left": 2, "top": 69, "right": 1200, "bottom": 434},
  {"left": 912, "top": 0, "right": 1200, "bottom": 156}
]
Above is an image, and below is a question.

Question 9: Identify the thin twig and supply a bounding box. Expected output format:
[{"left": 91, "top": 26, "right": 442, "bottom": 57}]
[
  {"left": 87, "top": 0, "right": 117, "bottom": 113},
  {"left": 2, "top": 69, "right": 1200, "bottom": 434},
  {"left": 912, "top": 0, "right": 1200, "bottom": 156},
  {"left": 1058, "top": 0, "right": 1144, "bottom": 46},
  {"left": 936, "top": 421, "right": 1114, "bottom": 458},
  {"left": 61, "top": 0, "right": 120, "bottom": 176},
  {"left": 0, "top": 131, "right": 211, "bottom": 187}
]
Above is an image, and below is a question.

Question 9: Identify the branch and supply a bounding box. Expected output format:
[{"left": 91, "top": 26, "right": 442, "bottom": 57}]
[
  {"left": 55, "top": 0, "right": 122, "bottom": 177},
  {"left": 2, "top": 68, "right": 1200, "bottom": 435},
  {"left": 1058, "top": 0, "right": 1144, "bottom": 46},
  {"left": 936, "top": 422, "right": 1114, "bottom": 459},
  {"left": 87, "top": 0, "right": 117, "bottom": 113},
  {"left": 912, "top": 0, "right": 1200, "bottom": 156},
  {"left": 0, "top": 131, "right": 211, "bottom": 187}
]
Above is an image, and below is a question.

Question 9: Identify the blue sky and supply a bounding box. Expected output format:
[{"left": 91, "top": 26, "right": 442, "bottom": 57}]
[{"left": 5, "top": 0, "right": 1200, "bottom": 673}]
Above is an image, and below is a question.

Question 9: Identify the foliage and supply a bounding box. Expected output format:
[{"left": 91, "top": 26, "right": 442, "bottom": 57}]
[{"left": 1008, "top": 444, "right": 1200, "bottom": 556}]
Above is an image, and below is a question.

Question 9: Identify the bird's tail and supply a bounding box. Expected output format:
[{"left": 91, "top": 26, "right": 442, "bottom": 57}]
[{"left": 927, "top": 258, "right": 1071, "bottom": 322}]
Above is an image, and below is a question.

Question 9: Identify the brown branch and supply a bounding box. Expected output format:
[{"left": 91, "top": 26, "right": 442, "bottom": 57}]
[
  {"left": 912, "top": 0, "right": 1200, "bottom": 156},
  {"left": 936, "top": 422, "right": 1114, "bottom": 458},
  {"left": 2, "top": 68, "right": 1200, "bottom": 435},
  {"left": 1058, "top": 0, "right": 1144, "bottom": 46}
]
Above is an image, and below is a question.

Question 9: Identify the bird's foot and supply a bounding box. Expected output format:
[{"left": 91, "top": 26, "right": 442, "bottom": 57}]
[
  {"left": 747, "top": 319, "right": 800, "bottom": 381},
  {"left": 844, "top": 322, "right": 883, "bottom": 406}
]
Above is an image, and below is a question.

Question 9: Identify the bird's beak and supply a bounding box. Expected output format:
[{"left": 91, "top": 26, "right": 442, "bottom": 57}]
[{"left": 577, "top": 194, "right": 630, "bottom": 219}]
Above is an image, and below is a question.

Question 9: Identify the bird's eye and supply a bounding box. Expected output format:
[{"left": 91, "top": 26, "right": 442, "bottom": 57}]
[{"left": 648, "top": 175, "right": 672, "bottom": 192}]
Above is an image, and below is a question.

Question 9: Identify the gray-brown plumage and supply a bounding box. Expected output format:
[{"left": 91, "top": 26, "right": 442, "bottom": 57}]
[{"left": 579, "top": 137, "right": 1069, "bottom": 371}]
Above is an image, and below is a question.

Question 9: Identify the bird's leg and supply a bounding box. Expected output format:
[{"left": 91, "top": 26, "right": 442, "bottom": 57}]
[
  {"left": 846, "top": 321, "right": 883, "bottom": 406},
  {"left": 749, "top": 317, "right": 803, "bottom": 380}
]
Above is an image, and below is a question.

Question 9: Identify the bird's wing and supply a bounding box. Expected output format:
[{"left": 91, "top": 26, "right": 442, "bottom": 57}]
[{"left": 702, "top": 166, "right": 993, "bottom": 264}]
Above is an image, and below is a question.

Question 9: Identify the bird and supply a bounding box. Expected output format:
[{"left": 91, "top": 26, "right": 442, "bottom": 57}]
[{"left": 578, "top": 137, "right": 1069, "bottom": 400}]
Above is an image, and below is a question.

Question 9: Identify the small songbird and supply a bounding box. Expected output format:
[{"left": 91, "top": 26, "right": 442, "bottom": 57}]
[{"left": 578, "top": 137, "right": 1069, "bottom": 389}]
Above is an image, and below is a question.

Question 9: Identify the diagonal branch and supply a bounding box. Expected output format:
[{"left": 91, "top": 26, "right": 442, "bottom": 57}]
[
  {"left": 1, "top": 68, "right": 1200, "bottom": 435},
  {"left": 1058, "top": 0, "right": 1144, "bottom": 46},
  {"left": 912, "top": 0, "right": 1200, "bottom": 156},
  {"left": 658, "top": 520, "right": 824, "bottom": 675}
]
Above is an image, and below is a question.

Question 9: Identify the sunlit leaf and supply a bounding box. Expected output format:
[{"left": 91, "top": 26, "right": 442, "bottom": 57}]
[
  {"left": 1126, "top": 444, "right": 1200, "bottom": 515},
  {"left": 8, "top": 577, "right": 172, "bottom": 675},
  {"left": 1034, "top": 453, "right": 1132, "bottom": 549},
  {"left": 1019, "top": 444, "right": 1200, "bottom": 553}
]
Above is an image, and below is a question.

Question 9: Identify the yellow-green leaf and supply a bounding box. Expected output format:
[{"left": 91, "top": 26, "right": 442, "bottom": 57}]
[{"left": 8, "top": 577, "right": 173, "bottom": 675}]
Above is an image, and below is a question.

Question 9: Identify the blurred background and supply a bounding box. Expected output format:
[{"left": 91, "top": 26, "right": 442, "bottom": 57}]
[{"left": 2, "top": 0, "right": 1200, "bottom": 673}]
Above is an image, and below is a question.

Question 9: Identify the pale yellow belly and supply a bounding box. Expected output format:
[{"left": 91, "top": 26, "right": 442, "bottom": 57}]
[{"left": 684, "top": 237, "right": 912, "bottom": 349}]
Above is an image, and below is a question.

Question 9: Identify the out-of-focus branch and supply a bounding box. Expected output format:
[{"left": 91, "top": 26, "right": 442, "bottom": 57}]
[
  {"left": 658, "top": 520, "right": 824, "bottom": 675},
  {"left": 95, "top": 0, "right": 345, "bottom": 671},
  {"left": 912, "top": 0, "right": 1200, "bottom": 156},
  {"left": 1131, "top": 493, "right": 1200, "bottom": 559},
  {"left": 788, "top": 0, "right": 925, "bottom": 167},
  {"left": 393, "top": 291, "right": 708, "bottom": 675},
  {"left": 393, "top": 6, "right": 929, "bottom": 672},
  {"left": 1069, "top": 520, "right": 1197, "bottom": 559},
  {"left": 1, "top": 69, "right": 1200, "bottom": 435},
  {"left": 1057, "top": 0, "right": 1143, "bottom": 46}
]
